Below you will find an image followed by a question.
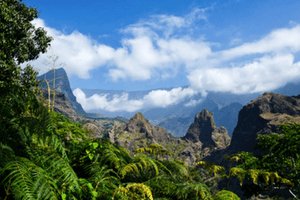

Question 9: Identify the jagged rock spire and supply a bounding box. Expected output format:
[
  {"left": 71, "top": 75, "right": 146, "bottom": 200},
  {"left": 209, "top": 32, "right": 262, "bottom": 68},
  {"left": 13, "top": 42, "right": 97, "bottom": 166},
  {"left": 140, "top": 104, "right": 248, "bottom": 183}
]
[{"left": 184, "top": 109, "right": 230, "bottom": 149}]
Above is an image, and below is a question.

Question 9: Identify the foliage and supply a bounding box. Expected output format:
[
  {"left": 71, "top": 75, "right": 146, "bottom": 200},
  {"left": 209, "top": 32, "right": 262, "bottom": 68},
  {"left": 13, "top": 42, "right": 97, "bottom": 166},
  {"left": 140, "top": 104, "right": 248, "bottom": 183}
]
[
  {"left": 0, "top": 0, "right": 51, "bottom": 64},
  {"left": 135, "top": 143, "right": 169, "bottom": 159},
  {"left": 197, "top": 161, "right": 225, "bottom": 177},
  {"left": 257, "top": 124, "right": 300, "bottom": 196},
  {"left": 222, "top": 124, "right": 300, "bottom": 199},
  {"left": 0, "top": 0, "right": 51, "bottom": 155},
  {"left": 214, "top": 190, "right": 240, "bottom": 200},
  {"left": 113, "top": 183, "right": 153, "bottom": 200}
]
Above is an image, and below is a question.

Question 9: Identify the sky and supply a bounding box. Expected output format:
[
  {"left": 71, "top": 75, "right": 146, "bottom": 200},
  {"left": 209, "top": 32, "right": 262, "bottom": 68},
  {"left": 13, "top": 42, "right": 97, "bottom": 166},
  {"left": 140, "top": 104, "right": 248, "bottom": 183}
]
[{"left": 23, "top": 0, "right": 300, "bottom": 112}]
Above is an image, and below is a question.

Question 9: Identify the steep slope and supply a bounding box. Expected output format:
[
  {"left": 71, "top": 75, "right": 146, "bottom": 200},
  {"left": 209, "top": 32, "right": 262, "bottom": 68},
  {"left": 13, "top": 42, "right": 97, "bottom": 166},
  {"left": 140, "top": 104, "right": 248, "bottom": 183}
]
[
  {"left": 38, "top": 68, "right": 86, "bottom": 115},
  {"left": 229, "top": 92, "right": 300, "bottom": 153},
  {"left": 184, "top": 109, "right": 231, "bottom": 149}
]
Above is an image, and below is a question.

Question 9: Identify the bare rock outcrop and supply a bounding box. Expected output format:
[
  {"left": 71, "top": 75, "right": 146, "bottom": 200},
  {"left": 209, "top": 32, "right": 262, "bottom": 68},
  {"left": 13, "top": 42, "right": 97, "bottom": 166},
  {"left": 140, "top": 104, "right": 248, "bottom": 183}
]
[
  {"left": 184, "top": 109, "right": 231, "bottom": 149},
  {"left": 229, "top": 92, "right": 300, "bottom": 153}
]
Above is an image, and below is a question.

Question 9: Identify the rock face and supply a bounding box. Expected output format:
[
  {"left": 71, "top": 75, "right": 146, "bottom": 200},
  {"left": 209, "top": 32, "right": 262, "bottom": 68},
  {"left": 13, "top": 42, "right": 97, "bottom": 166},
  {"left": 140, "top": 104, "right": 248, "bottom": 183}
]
[
  {"left": 38, "top": 68, "right": 86, "bottom": 115},
  {"left": 229, "top": 92, "right": 300, "bottom": 153},
  {"left": 184, "top": 109, "right": 231, "bottom": 149},
  {"left": 51, "top": 92, "right": 84, "bottom": 121}
]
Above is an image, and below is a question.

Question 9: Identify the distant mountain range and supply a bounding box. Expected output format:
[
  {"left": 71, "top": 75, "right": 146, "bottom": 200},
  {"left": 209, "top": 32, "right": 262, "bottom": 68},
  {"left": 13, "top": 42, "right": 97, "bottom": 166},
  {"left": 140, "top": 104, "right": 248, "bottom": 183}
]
[
  {"left": 38, "top": 68, "right": 300, "bottom": 137},
  {"left": 81, "top": 82, "right": 300, "bottom": 137}
]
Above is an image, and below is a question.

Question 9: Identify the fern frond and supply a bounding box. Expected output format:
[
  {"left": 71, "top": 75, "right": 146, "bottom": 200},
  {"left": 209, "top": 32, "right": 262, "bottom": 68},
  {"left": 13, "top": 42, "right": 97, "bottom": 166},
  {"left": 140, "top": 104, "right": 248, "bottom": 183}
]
[
  {"left": 229, "top": 167, "right": 246, "bottom": 186},
  {"left": 160, "top": 159, "right": 189, "bottom": 179},
  {"left": 29, "top": 134, "right": 68, "bottom": 161},
  {"left": 248, "top": 169, "right": 260, "bottom": 185},
  {"left": 113, "top": 183, "right": 153, "bottom": 200},
  {"left": 197, "top": 161, "right": 225, "bottom": 177},
  {"left": 0, "top": 143, "right": 15, "bottom": 166},
  {"left": 45, "top": 153, "right": 80, "bottom": 193},
  {"left": 83, "top": 160, "right": 120, "bottom": 198},
  {"left": 119, "top": 154, "right": 159, "bottom": 180},
  {"left": 135, "top": 143, "right": 169, "bottom": 158},
  {"left": 146, "top": 175, "right": 176, "bottom": 197},
  {"left": 3, "top": 157, "right": 58, "bottom": 200},
  {"left": 99, "top": 141, "right": 131, "bottom": 170},
  {"left": 176, "top": 183, "right": 213, "bottom": 200}
]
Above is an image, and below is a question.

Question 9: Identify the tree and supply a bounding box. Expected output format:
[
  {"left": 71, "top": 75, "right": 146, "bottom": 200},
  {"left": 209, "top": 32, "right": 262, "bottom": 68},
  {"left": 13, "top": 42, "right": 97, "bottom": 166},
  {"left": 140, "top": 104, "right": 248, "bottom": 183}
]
[
  {"left": 0, "top": 0, "right": 51, "bottom": 64},
  {"left": 0, "top": 1, "right": 52, "bottom": 198},
  {"left": 0, "top": 0, "right": 51, "bottom": 149}
]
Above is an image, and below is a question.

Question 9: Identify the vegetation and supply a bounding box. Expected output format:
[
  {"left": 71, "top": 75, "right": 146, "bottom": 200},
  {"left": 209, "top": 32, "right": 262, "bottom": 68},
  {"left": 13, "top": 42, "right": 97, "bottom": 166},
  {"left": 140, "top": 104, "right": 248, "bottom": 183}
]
[
  {"left": 1, "top": 0, "right": 299, "bottom": 200},
  {"left": 197, "top": 124, "right": 300, "bottom": 199}
]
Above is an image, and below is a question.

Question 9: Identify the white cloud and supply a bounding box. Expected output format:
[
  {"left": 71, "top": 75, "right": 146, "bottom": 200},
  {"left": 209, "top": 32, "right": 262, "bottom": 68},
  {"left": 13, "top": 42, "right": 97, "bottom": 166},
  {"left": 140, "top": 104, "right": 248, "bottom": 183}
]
[
  {"left": 189, "top": 54, "right": 300, "bottom": 94},
  {"left": 185, "top": 25, "right": 300, "bottom": 95},
  {"left": 73, "top": 87, "right": 197, "bottom": 112},
  {"left": 218, "top": 25, "right": 300, "bottom": 61},
  {"left": 31, "top": 19, "right": 114, "bottom": 78}
]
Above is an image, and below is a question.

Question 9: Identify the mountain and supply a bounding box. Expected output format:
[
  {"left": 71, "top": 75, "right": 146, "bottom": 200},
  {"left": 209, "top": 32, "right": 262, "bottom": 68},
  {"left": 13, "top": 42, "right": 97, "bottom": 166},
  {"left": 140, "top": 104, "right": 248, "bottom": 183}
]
[
  {"left": 228, "top": 92, "right": 300, "bottom": 153},
  {"left": 38, "top": 68, "right": 86, "bottom": 115}
]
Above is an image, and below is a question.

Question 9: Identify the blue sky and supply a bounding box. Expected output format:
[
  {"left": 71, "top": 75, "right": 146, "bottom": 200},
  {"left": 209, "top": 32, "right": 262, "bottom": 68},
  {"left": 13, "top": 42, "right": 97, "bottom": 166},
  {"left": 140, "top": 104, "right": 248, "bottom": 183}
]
[{"left": 23, "top": 0, "right": 300, "bottom": 112}]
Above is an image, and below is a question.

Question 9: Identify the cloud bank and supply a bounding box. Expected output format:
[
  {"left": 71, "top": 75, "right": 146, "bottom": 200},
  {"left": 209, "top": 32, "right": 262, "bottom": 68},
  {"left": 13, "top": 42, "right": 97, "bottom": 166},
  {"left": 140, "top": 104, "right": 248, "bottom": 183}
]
[
  {"left": 29, "top": 9, "right": 300, "bottom": 112},
  {"left": 73, "top": 87, "right": 197, "bottom": 112}
]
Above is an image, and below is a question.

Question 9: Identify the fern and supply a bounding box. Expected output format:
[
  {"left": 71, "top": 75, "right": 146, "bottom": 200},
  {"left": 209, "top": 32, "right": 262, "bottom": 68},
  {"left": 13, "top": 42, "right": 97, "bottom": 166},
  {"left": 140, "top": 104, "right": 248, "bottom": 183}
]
[
  {"left": 160, "top": 159, "right": 189, "bottom": 179},
  {"left": 197, "top": 161, "right": 225, "bottom": 177},
  {"left": 229, "top": 167, "right": 246, "bottom": 186},
  {"left": 113, "top": 183, "right": 153, "bottom": 200},
  {"left": 135, "top": 143, "right": 169, "bottom": 158},
  {"left": 120, "top": 154, "right": 159, "bottom": 181},
  {"left": 2, "top": 157, "right": 58, "bottom": 200},
  {"left": 28, "top": 134, "right": 68, "bottom": 161},
  {"left": 0, "top": 143, "right": 15, "bottom": 167},
  {"left": 45, "top": 153, "right": 80, "bottom": 194},
  {"left": 85, "top": 163, "right": 119, "bottom": 198},
  {"left": 146, "top": 175, "right": 177, "bottom": 198},
  {"left": 176, "top": 182, "right": 213, "bottom": 200},
  {"left": 248, "top": 169, "right": 260, "bottom": 185},
  {"left": 98, "top": 141, "right": 131, "bottom": 171}
]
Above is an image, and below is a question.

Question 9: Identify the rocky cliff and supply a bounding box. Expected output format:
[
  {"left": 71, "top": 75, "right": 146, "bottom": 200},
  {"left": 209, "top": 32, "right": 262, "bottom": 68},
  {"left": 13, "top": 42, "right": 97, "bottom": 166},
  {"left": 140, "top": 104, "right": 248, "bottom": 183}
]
[
  {"left": 229, "top": 92, "right": 300, "bottom": 153},
  {"left": 184, "top": 109, "right": 231, "bottom": 149},
  {"left": 38, "top": 68, "right": 86, "bottom": 115}
]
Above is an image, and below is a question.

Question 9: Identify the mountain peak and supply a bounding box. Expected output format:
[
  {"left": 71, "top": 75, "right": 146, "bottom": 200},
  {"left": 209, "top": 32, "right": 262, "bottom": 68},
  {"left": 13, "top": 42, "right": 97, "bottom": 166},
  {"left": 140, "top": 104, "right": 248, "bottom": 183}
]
[
  {"left": 126, "top": 112, "right": 152, "bottom": 136},
  {"left": 132, "top": 112, "right": 147, "bottom": 121}
]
